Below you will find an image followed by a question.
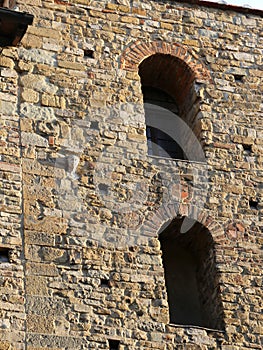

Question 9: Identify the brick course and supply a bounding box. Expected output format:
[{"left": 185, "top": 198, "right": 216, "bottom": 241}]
[{"left": 120, "top": 40, "right": 212, "bottom": 83}]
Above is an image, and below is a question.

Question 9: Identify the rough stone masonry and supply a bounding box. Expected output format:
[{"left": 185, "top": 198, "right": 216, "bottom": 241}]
[{"left": 0, "top": 0, "right": 262, "bottom": 349}]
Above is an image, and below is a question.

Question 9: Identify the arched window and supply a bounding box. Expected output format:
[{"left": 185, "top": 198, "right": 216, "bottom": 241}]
[
  {"left": 139, "top": 53, "right": 203, "bottom": 161},
  {"left": 158, "top": 217, "right": 224, "bottom": 330}
]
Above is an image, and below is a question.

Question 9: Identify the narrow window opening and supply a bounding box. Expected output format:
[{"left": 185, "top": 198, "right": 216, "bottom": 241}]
[
  {"left": 158, "top": 217, "right": 224, "bottom": 330},
  {"left": 108, "top": 339, "right": 120, "bottom": 350},
  {"left": 138, "top": 53, "right": 205, "bottom": 162},
  {"left": 249, "top": 199, "right": 258, "bottom": 210},
  {"left": 84, "top": 49, "right": 94, "bottom": 58},
  {"left": 0, "top": 248, "right": 9, "bottom": 263}
]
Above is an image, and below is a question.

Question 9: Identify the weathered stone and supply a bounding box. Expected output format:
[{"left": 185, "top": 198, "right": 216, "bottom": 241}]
[
  {"left": 0, "top": 0, "right": 262, "bottom": 349},
  {"left": 20, "top": 74, "right": 58, "bottom": 94},
  {"left": 0, "top": 101, "right": 16, "bottom": 116},
  {"left": 0, "top": 342, "right": 12, "bottom": 350},
  {"left": 21, "top": 132, "right": 48, "bottom": 147},
  {"left": 0, "top": 56, "right": 15, "bottom": 69},
  {"left": 21, "top": 88, "right": 39, "bottom": 103},
  {"left": 27, "top": 314, "right": 54, "bottom": 334},
  {"left": 26, "top": 276, "right": 48, "bottom": 296}
]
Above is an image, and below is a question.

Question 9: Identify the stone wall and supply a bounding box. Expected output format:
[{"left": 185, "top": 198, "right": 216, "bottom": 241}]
[
  {"left": 0, "top": 0, "right": 262, "bottom": 349},
  {"left": 0, "top": 43, "right": 25, "bottom": 348}
]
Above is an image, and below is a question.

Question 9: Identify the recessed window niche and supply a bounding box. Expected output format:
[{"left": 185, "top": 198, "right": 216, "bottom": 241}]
[{"left": 158, "top": 217, "right": 224, "bottom": 330}]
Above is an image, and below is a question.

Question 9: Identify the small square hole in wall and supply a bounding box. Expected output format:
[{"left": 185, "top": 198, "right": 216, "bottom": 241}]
[
  {"left": 249, "top": 199, "right": 258, "bottom": 210},
  {"left": 100, "top": 278, "right": 110, "bottom": 287},
  {"left": 243, "top": 144, "right": 252, "bottom": 153},
  {"left": 0, "top": 248, "right": 9, "bottom": 263},
  {"left": 234, "top": 74, "right": 245, "bottom": 82},
  {"left": 108, "top": 339, "right": 120, "bottom": 350},
  {"left": 84, "top": 49, "right": 95, "bottom": 58}
]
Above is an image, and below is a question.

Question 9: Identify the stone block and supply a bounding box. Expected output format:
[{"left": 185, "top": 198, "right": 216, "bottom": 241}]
[
  {"left": 20, "top": 74, "right": 58, "bottom": 94},
  {"left": 26, "top": 262, "right": 59, "bottom": 277},
  {"left": 21, "top": 89, "right": 39, "bottom": 103},
  {"left": 27, "top": 314, "right": 54, "bottom": 334},
  {"left": 57, "top": 61, "right": 85, "bottom": 71},
  {"left": 0, "top": 57, "right": 15, "bottom": 69},
  {"left": 27, "top": 27, "right": 61, "bottom": 40},
  {"left": 0, "top": 342, "right": 11, "bottom": 350},
  {"left": 21, "top": 132, "right": 48, "bottom": 147},
  {"left": 26, "top": 276, "right": 49, "bottom": 296}
]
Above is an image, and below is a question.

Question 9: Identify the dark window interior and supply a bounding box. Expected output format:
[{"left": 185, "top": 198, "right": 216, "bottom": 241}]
[
  {"left": 142, "top": 86, "right": 185, "bottom": 160},
  {"left": 108, "top": 339, "right": 120, "bottom": 350},
  {"left": 146, "top": 125, "right": 185, "bottom": 159},
  {"left": 0, "top": 248, "right": 9, "bottom": 263},
  {"left": 159, "top": 217, "right": 224, "bottom": 330}
]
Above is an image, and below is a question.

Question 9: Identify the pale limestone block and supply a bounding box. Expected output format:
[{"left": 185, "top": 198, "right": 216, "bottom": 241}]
[{"left": 21, "top": 132, "right": 48, "bottom": 147}]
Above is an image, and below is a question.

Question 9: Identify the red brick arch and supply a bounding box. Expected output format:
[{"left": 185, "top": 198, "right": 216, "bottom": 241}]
[
  {"left": 141, "top": 203, "right": 225, "bottom": 244},
  {"left": 120, "top": 40, "right": 212, "bottom": 83}
]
